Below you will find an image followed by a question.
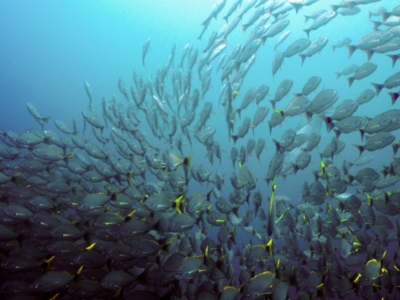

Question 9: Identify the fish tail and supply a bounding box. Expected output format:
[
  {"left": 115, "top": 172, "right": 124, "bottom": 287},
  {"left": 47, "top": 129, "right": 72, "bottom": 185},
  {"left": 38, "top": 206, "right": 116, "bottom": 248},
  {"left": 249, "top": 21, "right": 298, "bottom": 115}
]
[
  {"left": 173, "top": 195, "right": 184, "bottom": 214},
  {"left": 236, "top": 109, "right": 242, "bottom": 119},
  {"left": 393, "top": 142, "right": 400, "bottom": 156},
  {"left": 347, "top": 77, "right": 354, "bottom": 88},
  {"left": 371, "top": 20, "right": 381, "bottom": 30},
  {"left": 269, "top": 100, "right": 276, "bottom": 110},
  {"left": 333, "top": 129, "right": 341, "bottom": 139},
  {"left": 231, "top": 135, "right": 238, "bottom": 144},
  {"left": 371, "top": 83, "right": 383, "bottom": 96},
  {"left": 330, "top": 4, "right": 340, "bottom": 12},
  {"left": 389, "top": 92, "right": 399, "bottom": 105},
  {"left": 299, "top": 54, "right": 306, "bottom": 66},
  {"left": 365, "top": 49, "right": 374, "bottom": 61},
  {"left": 381, "top": 12, "right": 390, "bottom": 22},
  {"left": 359, "top": 129, "right": 365, "bottom": 141},
  {"left": 291, "top": 163, "right": 299, "bottom": 175},
  {"left": 306, "top": 111, "right": 313, "bottom": 123},
  {"left": 272, "top": 139, "right": 281, "bottom": 152},
  {"left": 387, "top": 54, "right": 399, "bottom": 67},
  {"left": 322, "top": 116, "right": 334, "bottom": 132},
  {"left": 260, "top": 35, "right": 267, "bottom": 46},
  {"left": 303, "top": 29, "right": 310, "bottom": 39},
  {"left": 291, "top": 3, "right": 302, "bottom": 14},
  {"left": 354, "top": 145, "right": 364, "bottom": 157},
  {"left": 345, "top": 44, "right": 356, "bottom": 58}
]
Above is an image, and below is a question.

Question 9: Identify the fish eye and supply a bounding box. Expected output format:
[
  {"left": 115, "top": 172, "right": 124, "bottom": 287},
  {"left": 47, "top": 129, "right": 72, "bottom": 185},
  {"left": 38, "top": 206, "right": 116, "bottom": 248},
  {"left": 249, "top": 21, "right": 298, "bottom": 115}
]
[{"left": 33, "top": 283, "right": 40, "bottom": 289}]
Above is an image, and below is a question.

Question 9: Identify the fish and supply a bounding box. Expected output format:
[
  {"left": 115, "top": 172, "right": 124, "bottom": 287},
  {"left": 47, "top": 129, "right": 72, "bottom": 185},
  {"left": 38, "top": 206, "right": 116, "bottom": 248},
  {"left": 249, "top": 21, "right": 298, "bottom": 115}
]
[
  {"left": 262, "top": 18, "right": 290, "bottom": 41},
  {"left": 142, "top": 38, "right": 151, "bottom": 66},
  {"left": 272, "top": 50, "right": 285, "bottom": 78},
  {"left": 294, "top": 76, "right": 321, "bottom": 97},
  {"left": 223, "top": 0, "right": 242, "bottom": 23},
  {"left": 270, "top": 79, "right": 293, "bottom": 109},
  {"left": 251, "top": 106, "right": 269, "bottom": 134},
  {"left": 241, "top": 270, "right": 275, "bottom": 299},
  {"left": 354, "top": 131, "right": 395, "bottom": 156},
  {"left": 299, "top": 36, "right": 329, "bottom": 65},
  {"left": 275, "top": 95, "right": 312, "bottom": 118},
  {"left": 371, "top": 71, "right": 400, "bottom": 95},
  {"left": 335, "top": 63, "right": 358, "bottom": 79},
  {"left": 303, "top": 10, "right": 337, "bottom": 38},
  {"left": 332, "top": 36, "right": 351, "bottom": 51},
  {"left": 284, "top": 38, "right": 311, "bottom": 58},
  {"left": 356, "top": 89, "right": 375, "bottom": 105},
  {"left": 26, "top": 103, "right": 51, "bottom": 128},
  {"left": 231, "top": 116, "right": 251, "bottom": 143},
  {"left": 347, "top": 62, "right": 377, "bottom": 87},
  {"left": 275, "top": 30, "right": 291, "bottom": 51}
]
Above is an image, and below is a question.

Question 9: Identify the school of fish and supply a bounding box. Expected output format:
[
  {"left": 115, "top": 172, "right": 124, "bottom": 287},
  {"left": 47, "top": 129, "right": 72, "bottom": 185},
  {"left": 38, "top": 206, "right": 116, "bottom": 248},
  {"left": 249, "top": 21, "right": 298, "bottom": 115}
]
[{"left": 1, "top": 0, "right": 400, "bottom": 299}]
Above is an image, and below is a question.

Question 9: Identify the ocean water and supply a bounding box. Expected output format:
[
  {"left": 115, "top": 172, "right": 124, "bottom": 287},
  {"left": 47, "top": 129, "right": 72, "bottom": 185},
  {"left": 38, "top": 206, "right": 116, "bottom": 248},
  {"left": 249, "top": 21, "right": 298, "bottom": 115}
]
[{"left": 0, "top": 0, "right": 399, "bottom": 298}]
